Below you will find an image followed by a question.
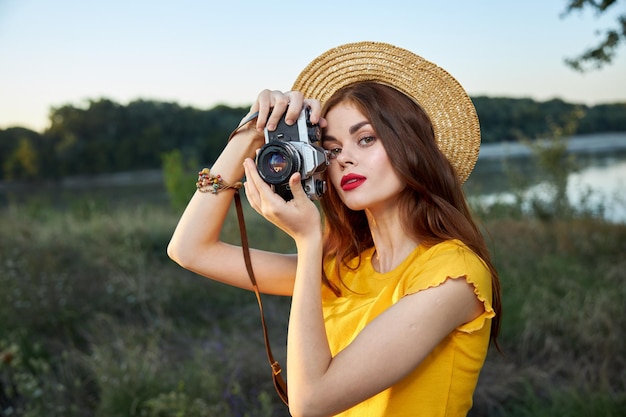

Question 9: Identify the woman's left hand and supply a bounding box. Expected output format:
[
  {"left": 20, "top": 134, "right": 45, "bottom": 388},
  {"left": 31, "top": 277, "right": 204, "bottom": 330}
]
[{"left": 243, "top": 158, "right": 322, "bottom": 242}]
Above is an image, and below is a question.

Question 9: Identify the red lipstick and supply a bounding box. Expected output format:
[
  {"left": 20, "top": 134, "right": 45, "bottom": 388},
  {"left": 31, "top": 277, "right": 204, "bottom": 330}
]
[{"left": 340, "top": 174, "right": 366, "bottom": 191}]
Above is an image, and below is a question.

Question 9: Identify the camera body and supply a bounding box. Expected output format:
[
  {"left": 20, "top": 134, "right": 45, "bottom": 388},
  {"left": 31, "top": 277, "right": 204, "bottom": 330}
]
[{"left": 256, "top": 108, "right": 329, "bottom": 201}]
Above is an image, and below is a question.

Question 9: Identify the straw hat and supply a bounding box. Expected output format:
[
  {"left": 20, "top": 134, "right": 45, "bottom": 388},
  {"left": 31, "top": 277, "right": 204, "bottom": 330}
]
[{"left": 292, "top": 41, "right": 481, "bottom": 183}]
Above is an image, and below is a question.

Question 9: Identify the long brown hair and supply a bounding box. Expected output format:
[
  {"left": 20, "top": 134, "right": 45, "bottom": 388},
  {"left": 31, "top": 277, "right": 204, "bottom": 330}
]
[{"left": 319, "top": 81, "right": 502, "bottom": 345}]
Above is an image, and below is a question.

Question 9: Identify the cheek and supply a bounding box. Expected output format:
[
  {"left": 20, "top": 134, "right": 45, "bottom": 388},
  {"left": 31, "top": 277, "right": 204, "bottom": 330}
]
[
  {"left": 367, "top": 148, "right": 394, "bottom": 174},
  {"left": 372, "top": 151, "right": 405, "bottom": 189},
  {"left": 326, "top": 162, "right": 343, "bottom": 188}
]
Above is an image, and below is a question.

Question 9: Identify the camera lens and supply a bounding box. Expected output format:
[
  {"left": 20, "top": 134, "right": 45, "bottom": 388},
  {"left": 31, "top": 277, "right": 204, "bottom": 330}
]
[
  {"left": 256, "top": 142, "right": 301, "bottom": 185},
  {"left": 267, "top": 152, "right": 288, "bottom": 173}
]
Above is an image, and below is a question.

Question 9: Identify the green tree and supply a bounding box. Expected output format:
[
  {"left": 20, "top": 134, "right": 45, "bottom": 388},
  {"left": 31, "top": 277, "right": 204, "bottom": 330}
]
[
  {"left": 562, "top": 0, "right": 626, "bottom": 71},
  {"left": 0, "top": 127, "right": 50, "bottom": 181},
  {"left": 4, "top": 137, "right": 39, "bottom": 180},
  {"left": 161, "top": 149, "right": 198, "bottom": 211}
]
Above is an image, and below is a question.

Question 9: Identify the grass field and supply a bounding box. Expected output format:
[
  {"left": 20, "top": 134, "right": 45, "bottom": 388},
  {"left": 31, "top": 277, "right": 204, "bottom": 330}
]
[{"left": 1, "top": 182, "right": 624, "bottom": 416}]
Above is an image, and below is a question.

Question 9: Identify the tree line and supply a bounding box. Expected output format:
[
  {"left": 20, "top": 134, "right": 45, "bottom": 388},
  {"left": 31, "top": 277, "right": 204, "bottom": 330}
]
[{"left": 1, "top": 96, "right": 625, "bottom": 181}]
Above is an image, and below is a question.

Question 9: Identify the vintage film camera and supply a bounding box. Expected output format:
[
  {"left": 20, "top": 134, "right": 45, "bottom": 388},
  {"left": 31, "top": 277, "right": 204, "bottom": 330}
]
[{"left": 255, "top": 108, "right": 329, "bottom": 201}]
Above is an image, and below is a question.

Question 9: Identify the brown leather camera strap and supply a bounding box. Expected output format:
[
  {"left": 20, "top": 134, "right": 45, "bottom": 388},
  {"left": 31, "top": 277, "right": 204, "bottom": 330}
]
[{"left": 228, "top": 113, "right": 289, "bottom": 406}]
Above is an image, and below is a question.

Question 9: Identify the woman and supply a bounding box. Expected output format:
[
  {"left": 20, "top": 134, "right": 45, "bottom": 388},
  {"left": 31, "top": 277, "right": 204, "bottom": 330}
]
[{"left": 168, "top": 41, "right": 501, "bottom": 417}]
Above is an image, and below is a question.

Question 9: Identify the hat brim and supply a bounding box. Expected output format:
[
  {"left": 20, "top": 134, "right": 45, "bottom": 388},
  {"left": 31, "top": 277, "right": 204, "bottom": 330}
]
[{"left": 292, "top": 41, "right": 480, "bottom": 183}]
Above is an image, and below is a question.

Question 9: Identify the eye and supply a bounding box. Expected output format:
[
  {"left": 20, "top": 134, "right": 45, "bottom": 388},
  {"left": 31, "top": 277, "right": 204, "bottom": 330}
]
[
  {"left": 358, "top": 136, "right": 376, "bottom": 146},
  {"left": 326, "top": 147, "right": 342, "bottom": 159}
]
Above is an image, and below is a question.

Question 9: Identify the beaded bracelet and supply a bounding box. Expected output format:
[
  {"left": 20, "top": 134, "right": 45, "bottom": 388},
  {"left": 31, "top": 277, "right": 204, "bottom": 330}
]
[{"left": 196, "top": 168, "right": 243, "bottom": 194}]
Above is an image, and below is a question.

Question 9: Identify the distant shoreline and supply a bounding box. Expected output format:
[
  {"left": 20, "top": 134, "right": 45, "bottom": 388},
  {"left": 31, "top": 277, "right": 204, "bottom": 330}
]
[
  {"left": 478, "top": 132, "right": 626, "bottom": 159},
  {"left": 2, "top": 132, "right": 625, "bottom": 192}
]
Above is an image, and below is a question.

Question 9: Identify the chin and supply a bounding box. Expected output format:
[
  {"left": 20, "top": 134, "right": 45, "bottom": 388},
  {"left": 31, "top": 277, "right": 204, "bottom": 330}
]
[{"left": 338, "top": 194, "right": 371, "bottom": 212}]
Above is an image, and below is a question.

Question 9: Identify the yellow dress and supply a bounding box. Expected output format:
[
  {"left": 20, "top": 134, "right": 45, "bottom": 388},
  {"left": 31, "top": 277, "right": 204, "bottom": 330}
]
[{"left": 322, "top": 240, "right": 495, "bottom": 417}]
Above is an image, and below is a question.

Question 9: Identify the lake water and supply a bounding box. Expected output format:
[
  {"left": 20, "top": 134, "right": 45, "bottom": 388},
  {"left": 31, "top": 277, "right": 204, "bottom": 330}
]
[
  {"left": 2, "top": 132, "right": 625, "bottom": 223},
  {"left": 464, "top": 132, "right": 626, "bottom": 223}
]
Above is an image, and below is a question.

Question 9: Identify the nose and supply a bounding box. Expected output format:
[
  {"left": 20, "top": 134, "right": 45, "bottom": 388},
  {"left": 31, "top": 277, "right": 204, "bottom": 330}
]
[{"left": 335, "top": 148, "right": 355, "bottom": 167}]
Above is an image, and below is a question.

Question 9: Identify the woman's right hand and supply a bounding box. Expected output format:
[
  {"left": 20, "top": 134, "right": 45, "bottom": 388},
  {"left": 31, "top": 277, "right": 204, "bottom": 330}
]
[
  {"left": 247, "top": 89, "right": 324, "bottom": 132},
  {"left": 168, "top": 88, "right": 324, "bottom": 298}
]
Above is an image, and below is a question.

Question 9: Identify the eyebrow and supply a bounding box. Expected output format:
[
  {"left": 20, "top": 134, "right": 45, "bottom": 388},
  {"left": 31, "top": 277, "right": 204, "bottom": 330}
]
[
  {"left": 349, "top": 120, "right": 371, "bottom": 134},
  {"left": 323, "top": 120, "right": 371, "bottom": 142}
]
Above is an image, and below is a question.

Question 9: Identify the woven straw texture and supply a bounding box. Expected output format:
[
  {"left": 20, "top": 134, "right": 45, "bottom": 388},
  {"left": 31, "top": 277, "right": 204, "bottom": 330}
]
[{"left": 292, "top": 41, "right": 481, "bottom": 183}]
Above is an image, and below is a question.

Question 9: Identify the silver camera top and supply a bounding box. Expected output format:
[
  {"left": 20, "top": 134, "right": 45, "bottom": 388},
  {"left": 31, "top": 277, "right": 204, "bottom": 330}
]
[{"left": 256, "top": 108, "right": 328, "bottom": 201}]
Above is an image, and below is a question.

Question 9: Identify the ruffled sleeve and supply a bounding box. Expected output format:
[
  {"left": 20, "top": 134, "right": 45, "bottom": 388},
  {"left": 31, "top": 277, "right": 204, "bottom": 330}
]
[{"left": 401, "top": 240, "right": 495, "bottom": 333}]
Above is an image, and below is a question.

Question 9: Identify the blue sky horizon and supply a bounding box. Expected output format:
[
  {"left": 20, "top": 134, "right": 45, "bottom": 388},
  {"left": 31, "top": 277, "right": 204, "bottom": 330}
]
[{"left": 1, "top": 0, "right": 625, "bottom": 132}]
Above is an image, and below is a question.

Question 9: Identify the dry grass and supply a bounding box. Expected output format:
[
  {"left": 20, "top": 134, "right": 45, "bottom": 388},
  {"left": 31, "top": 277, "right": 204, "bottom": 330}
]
[
  {"left": 471, "top": 218, "right": 626, "bottom": 416},
  {"left": 1, "top": 198, "right": 624, "bottom": 416}
]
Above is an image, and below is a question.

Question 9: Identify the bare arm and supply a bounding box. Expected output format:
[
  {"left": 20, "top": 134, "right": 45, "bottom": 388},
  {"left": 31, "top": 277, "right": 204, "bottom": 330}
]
[
  {"left": 167, "top": 90, "right": 321, "bottom": 295},
  {"left": 243, "top": 161, "right": 484, "bottom": 417},
  {"left": 289, "top": 276, "right": 483, "bottom": 417}
]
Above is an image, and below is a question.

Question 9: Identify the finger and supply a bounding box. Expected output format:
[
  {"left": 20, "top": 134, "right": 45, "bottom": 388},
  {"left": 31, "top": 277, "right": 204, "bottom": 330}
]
[
  {"left": 253, "top": 89, "right": 273, "bottom": 131},
  {"left": 243, "top": 158, "right": 277, "bottom": 201},
  {"left": 303, "top": 98, "right": 322, "bottom": 124},
  {"left": 266, "top": 90, "right": 292, "bottom": 130},
  {"left": 242, "top": 159, "right": 263, "bottom": 210},
  {"left": 287, "top": 172, "right": 308, "bottom": 202},
  {"left": 283, "top": 91, "right": 304, "bottom": 125}
]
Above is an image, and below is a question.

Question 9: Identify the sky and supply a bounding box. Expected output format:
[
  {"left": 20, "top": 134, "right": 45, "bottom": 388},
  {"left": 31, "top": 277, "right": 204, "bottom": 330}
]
[{"left": 1, "top": 0, "right": 625, "bottom": 132}]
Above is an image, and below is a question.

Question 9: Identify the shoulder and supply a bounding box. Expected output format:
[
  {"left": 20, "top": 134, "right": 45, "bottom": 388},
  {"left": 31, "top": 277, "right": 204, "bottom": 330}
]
[
  {"left": 401, "top": 240, "right": 495, "bottom": 332},
  {"left": 402, "top": 239, "right": 492, "bottom": 298},
  {"left": 412, "top": 240, "right": 488, "bottom": 277}
]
